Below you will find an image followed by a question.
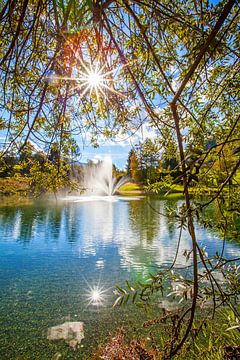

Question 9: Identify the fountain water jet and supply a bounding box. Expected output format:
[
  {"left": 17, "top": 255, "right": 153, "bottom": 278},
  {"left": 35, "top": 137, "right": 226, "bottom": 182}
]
[{"left": 83, "top": 156, "right": 129, "bottom": 196}]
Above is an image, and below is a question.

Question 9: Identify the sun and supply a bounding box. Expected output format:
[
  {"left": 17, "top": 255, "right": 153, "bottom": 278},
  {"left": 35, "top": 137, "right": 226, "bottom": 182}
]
[
  {"left": 46, "top": 59, "right": 126, "bottom": 112},
  {"left": 78, "top": 63, "right": 114, "bottom": 98},
  {"left": 75, "top": 63, "right": 126, "bottom": 111},
  {"left": 87, "top": 70, "right": 103, "bottom": 88}
]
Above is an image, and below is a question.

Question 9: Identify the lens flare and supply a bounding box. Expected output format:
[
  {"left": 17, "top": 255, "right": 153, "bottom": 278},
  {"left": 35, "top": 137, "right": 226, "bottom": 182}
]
[
  {"left": 87, "top": 70, "right": 103, "bottom": 88},
  {"left": 85, "top": 285, "right": 107, "bottom": 307},
  {"left": 46, "top": 58, "right": 127, "bottom": 109}
]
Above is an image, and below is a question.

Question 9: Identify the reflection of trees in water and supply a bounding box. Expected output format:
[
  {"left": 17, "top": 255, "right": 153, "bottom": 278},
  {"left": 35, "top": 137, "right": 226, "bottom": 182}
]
[
  {"left": 163, "top": 197, "right": 185, "bottom": 242},
  {"left": 45, "top": 206, "right": 63, "bottom": 242},
  {"left": 195, "top": 196, "right": 240, "bottom": 243},
  {"left": 0, "top": 201, "right": 119, "bottom": 247},
  {"left": 128, "top": 198, "right": 160, "bottom": 244},
  {"left": 0, "top": 197, "right": 239, "bottom": 262},
  {"left": 0, "top": 204, "right": 64, "bottom": 245},
  {"left": 62, "top": 205, "right": 81, "bottom": 244},
  {"left": 125, "top": 197, "right": 193, "bottom": 268},
  {"left": 0, "top": 206, "right": 36, "bottom": 245},
  {"left": 128, "top": 196, "right": 184, "bottom": 245}
]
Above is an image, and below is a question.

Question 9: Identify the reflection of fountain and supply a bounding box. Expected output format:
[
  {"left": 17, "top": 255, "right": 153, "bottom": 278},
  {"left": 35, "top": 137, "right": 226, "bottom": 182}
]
[{"left": 83, "top": 156, "right": 129, "bottom": 196}]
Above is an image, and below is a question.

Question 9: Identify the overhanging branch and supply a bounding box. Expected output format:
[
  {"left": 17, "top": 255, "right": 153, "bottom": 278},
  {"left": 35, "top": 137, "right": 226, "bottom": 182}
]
[{"left": 172, "top": 0, "right": 237, "bottom": 105}]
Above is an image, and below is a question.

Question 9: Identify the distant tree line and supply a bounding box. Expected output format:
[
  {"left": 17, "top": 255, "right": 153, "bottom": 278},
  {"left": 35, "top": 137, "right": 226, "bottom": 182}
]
[
  {"left": 127, "top": 138, "right": 179, "bottom": 184},
  {"left": 0, "top": 141, "right": 82, "bottom": 197},
  {"left": 127, "top": 137, "right": 240, "bottom": 192}
]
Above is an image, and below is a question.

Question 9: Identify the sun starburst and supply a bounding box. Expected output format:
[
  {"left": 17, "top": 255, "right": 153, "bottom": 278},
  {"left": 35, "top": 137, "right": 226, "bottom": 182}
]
[
  {"left": 87, "top": 70, "right": 104, "bottom": 88},
  {"left": 46, "top": 58, "right": 127, "bottom": 111},
  {"left": 85, "top": 284, "right": 109, "bottom": 307},
  {"left": 77, "top": 62, "right": 122, "bottom": 99}
]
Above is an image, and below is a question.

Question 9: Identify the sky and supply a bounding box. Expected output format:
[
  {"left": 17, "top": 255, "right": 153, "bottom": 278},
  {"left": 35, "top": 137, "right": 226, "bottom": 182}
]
[
  {"left": 77, "top": 122, "right": 157, "bottom": 169},
  {"left": 79, "top": 143, "right": 132, "bottom": 169}
]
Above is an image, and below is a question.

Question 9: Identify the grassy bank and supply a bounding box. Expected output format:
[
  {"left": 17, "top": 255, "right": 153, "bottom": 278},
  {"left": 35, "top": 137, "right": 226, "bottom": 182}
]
[
  {"left": 117, "top": 182, "right": 145, "bottom": 195},
  {"left": 0, "top": 177, "right": 30, "bottom": 196},
  {"left": 118, "top": 181, "right": 239, "bottom": 197},
  {"left": 0, "top": 177, "right": 33, "bottom": 206},
  {"left": 118, "top": 182, "right": 184, "bottom": 196}
]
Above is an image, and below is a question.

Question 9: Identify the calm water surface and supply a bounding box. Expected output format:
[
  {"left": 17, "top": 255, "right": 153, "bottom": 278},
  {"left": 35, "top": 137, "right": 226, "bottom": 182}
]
[{"left": 0, "top": 195, "right": 239, "bottom": 359}]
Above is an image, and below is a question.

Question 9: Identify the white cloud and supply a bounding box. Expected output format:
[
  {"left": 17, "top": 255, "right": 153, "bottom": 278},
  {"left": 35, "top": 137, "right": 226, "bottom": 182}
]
[
  {"left": 138, "top": 123, "right": 157, "bottom": 140},
  {"left": 91, "top": 154, "right": 104, "bottom": 163}
]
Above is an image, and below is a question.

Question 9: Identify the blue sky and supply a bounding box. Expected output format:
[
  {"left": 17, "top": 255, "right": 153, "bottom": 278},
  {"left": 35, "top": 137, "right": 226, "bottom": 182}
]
[
  {"left": 77, "top": 122, "right": 157, "bottom": 169},
  {"left": 79, "top": 143, "right": 132, "bottom": 169}
]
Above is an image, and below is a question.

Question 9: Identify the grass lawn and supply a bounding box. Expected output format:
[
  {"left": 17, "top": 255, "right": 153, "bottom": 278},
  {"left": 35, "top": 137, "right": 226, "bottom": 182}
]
[
  {"left": 117, "top": 182, "right": 146, "bottom": 195},
  {"left": 118, "top": 182, "right": 143, "bottom": 191}
]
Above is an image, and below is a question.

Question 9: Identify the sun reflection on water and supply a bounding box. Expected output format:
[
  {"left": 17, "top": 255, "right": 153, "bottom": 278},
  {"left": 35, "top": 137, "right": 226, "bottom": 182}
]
[{"left": 85, "top": 285, "right": 110, "bottom": 307}]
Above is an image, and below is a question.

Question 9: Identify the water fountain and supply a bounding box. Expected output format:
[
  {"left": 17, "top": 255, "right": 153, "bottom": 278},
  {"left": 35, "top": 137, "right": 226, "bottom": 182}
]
[
  {"left": 62, "top": 156, "right": 131, "bottom": 202},
  {"left": 82, "top": 156, "right": 129, "bottom": 196}
]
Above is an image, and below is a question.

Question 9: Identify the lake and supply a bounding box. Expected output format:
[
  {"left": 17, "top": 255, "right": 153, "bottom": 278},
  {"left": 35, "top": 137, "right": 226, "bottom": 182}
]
[{"left": 0, "top": 195, "right": 239, "bottom": 359}]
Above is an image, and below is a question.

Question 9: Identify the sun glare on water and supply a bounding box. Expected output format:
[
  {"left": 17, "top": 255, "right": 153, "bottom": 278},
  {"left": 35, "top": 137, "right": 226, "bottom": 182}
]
[
  {"left": 86, "top": 285, "right": 108, "bottom": 307},
  {"left": 91, "top": 289, "right": 102, "bottom": 301}
]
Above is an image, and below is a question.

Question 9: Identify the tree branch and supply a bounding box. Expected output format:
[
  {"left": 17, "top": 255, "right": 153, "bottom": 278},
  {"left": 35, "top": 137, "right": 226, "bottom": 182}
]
[{"left": 172, "top": 0, "right": 237, "bottom": 104}]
